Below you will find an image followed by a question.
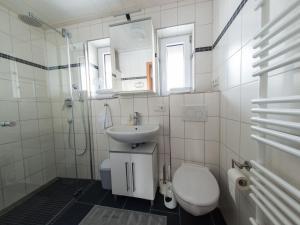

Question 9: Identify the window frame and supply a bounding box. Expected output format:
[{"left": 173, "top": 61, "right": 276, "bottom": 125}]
[
  {"left": 103, "top": 52, "right": 112, "bottom": 89},
  {"left": 97, "top": 46, "right": 112, "bottom": 90}
]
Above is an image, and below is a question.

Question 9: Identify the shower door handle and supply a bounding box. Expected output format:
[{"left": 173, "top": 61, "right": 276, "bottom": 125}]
[{"left": 125, "top": 162, "right": 130, "bottom": 192}]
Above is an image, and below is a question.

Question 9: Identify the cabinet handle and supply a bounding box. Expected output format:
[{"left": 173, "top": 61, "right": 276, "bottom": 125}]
[
  {"left": 132, "top": 162, "right": 135, "bottom": 192},
  {"left": 125, "top": 162, "right": 129, "bottom": 192}
]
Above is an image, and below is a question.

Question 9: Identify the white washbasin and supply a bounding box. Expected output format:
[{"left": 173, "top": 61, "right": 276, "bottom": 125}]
[{"left": 106, "top": 125, "right": 159, "bottom": 144}]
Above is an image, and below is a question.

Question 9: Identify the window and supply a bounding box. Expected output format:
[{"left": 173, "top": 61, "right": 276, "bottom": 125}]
[
  {"left": 103, "top": 53, "right": 112, "bottom": 89},
  {"left": 88, "top": 38, "right": 111, "bottom": 97},
  {"left": 159, "top": 34, "right": 192, "bottom": 95},
  {"left": 166, "top": 44, "right": 185, "bottom": 91}
]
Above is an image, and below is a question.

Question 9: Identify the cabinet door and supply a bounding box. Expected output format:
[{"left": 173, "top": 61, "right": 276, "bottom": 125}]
[
  {"left": 130, "top": 154, "right": 154, "bottom": 200},
  {"left": 110, "top": 153, "right": 131, "bottom": 196}
]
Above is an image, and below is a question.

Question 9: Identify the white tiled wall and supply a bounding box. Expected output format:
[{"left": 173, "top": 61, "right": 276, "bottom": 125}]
[
  {"left": 213, "top": 0, "right": 300, "bottom": 225},
  {"left": 0, "top": 5, "right": 56, "bottom": 210},
  {"left": 169, "top": 93, "right": 220, "bottom": 178}
]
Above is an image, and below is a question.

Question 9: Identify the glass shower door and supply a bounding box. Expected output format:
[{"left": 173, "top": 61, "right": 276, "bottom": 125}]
[
  {"left": 47, "top": 31, "right": 93, "bottom": 180},
  {"left": 65, "top": 38, "right": 94, "bottom": 179}
]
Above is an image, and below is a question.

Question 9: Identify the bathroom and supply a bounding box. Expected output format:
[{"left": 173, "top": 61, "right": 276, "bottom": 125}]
[{"left": 0, "top": 0, "right": 299, "bottom": 224}]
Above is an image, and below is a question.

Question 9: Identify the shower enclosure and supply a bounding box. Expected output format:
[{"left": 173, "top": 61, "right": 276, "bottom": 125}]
[
  {"left": 0, "top": 11, "right": 95, "bottom": 210},
  {"left": 20, "top": 13, "right": 96, "bottom": 179},
  {"left": 46, "top": 24, "right": 94, "bottom": 180}
]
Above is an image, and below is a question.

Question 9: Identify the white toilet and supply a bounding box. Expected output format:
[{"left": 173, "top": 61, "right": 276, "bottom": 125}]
[{"left": 172, "top": 163, "right": 220, "bottom": 216}]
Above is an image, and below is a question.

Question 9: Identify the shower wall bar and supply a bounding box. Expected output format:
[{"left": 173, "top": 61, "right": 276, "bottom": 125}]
[{"left": 249, "top": 0, "right": 300, "bottom": 224}]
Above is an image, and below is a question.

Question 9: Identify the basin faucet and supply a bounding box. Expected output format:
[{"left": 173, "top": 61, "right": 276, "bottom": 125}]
[{"left": 133, "top": 112, "right": 140, "bottom": 126}]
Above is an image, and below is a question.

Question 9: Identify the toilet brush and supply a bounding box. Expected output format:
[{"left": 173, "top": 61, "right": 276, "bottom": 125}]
[{"left": 164, "top": 183, "right": 177, "bottom": 209}]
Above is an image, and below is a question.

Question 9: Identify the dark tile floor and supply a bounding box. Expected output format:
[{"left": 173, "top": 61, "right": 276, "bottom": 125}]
[{"left": 0, "top": 178, "right": 227, "bottom": 225}]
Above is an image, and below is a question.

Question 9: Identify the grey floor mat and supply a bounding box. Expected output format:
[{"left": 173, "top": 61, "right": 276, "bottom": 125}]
[{"left": 79, "top": 205, "right": 167, "bottom": 225}]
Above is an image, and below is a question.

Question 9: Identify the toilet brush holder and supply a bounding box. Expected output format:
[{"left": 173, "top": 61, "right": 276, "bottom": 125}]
[
  {"left": 164, "top": 183, "right": 177, "bottom": 209},
  {"left": 159, "top": 180, "right": 171, "bottom": 195}
]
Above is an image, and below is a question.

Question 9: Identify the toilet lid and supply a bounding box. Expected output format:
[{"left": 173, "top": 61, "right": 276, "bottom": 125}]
[{"left": 173, "top": 164, "right": 219, "bottom": 206}]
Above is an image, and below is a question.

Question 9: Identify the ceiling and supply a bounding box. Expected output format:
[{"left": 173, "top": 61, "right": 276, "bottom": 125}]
[{"left": 0, "top": 0, "right": 176, "bottom": 27}]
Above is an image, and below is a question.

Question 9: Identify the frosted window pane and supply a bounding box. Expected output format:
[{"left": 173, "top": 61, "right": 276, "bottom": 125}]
[{"left": 166, "top": 44, "right": 185, "bottom": 91}]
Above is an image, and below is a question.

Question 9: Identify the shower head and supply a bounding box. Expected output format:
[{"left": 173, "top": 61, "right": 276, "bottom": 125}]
[
  {"left": 18, "top": 12, "right": 71, "bottom": 38},
  {"left": 18, "top": 13, "right": 42, "bottom": 28}
]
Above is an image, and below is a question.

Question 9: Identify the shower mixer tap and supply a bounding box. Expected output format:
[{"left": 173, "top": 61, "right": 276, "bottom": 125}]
[{"left": 62, "top": 98, "right": 73, "bottom": 110}]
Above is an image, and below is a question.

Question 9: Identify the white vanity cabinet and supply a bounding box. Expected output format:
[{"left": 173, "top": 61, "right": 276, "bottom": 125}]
[{"left": 110, "top": 143, "right": 158, "bottom": 201}]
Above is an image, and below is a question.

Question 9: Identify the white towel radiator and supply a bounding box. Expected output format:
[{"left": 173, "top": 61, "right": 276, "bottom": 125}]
[{"left": 249, "top": 0, "right": 300, "bottom": 224}]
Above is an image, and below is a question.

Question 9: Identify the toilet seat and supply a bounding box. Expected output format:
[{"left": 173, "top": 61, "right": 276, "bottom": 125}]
[{"left": 173, "top": 163, "right": 219, "bottom": 209}]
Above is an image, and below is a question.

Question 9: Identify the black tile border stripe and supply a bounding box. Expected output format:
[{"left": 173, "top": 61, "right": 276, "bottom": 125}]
[
  {"left": 0, "top": 0, "right": 247, "bottom": 72},
  {"left": 0, "top": 52, "right": 48, "bottom": 70},
  {"left": 195, "top": 0, "right": 248, "bottom": 52},
  {"left": 48, "top": 63, "right": 98, "bottom": 70},
  {"left": 212, "top": 0, "right": 248, "bottom": 48},
  {"left": 195, "top": 46, "right": 213, "bottom": 52},
  {"left": 0, "top": 52, "right": 99, "bottom": 71}
]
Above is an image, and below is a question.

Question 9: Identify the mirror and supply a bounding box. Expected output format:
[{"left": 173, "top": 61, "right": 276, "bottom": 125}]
[{"left": 110, "top": 18, "right": 155, "bottom": 93}]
